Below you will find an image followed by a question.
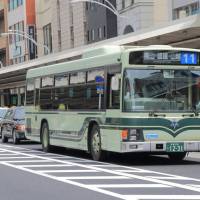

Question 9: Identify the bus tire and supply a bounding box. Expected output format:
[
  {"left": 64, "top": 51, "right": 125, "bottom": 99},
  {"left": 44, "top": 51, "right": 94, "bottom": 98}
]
[
  {"left": 41, "top": 122, "right": 51, "bottom": 152},
  {"left": 90, "top": 124, "right": 106, "bottom": 161},
  {"left": 168, "top": 152, "right": 187, "bottom": 161},
  {"left": 2, "top": 128, "right": 8, "bottom": 143}
]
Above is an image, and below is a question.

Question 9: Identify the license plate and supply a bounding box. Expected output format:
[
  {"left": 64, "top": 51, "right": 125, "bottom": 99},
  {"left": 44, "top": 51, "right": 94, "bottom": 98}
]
[{"left": 166, "top": 142, "right": 184, "bottom": 152}]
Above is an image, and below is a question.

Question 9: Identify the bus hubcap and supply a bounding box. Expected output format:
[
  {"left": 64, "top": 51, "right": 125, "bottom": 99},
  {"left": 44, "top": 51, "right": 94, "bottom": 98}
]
[{"left": 92, "top": 131, "right": 100, "bottom": 154}]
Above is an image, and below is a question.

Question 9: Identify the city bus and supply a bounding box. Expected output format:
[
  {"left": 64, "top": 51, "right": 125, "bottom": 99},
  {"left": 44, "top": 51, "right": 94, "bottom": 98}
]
[{"left": 25, "top": 45, "right": 200, "bottom": 161}]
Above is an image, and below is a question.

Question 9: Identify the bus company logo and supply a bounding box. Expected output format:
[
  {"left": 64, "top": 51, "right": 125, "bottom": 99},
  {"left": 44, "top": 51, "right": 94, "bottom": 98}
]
[{"left": 170, "top": 120, "right": 179, "bottom": 130}]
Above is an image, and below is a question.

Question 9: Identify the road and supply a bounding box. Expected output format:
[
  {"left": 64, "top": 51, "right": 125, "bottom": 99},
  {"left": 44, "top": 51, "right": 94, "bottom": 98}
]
[{"left": 0, "top": 141, "right": 200, "bottom": 200}]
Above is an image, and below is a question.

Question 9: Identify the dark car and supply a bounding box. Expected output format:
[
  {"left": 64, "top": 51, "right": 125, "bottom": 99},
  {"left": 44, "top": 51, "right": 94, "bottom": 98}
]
[
  {"left": 0, "top": 108, "right": 8, "bottom": 138},
  {"left": 1, "top": 107, "right": 25, "bottom": 144}
]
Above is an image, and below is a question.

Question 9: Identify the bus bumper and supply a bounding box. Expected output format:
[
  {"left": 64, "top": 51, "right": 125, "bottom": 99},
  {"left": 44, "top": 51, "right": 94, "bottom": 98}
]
[{"left": 121, "top": 141, "right": 200, "bottom": 153}]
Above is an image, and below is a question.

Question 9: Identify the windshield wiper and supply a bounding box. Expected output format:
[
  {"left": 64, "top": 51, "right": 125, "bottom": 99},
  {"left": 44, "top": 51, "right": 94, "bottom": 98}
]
[{"left": 149, "top": 111, "right": 166, "bottom": 117}]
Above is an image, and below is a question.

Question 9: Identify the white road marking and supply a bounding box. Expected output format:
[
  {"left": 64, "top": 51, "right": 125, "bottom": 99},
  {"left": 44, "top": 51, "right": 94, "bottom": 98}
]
[
  {"left": 87, "top": 184, "right": 172, "bottom": 188},
  {"left": 0, "top": 144, "right": 200, "bottom": 200},
  {"left": 38, "top": 169, "right": 98, "bottom": 173}
]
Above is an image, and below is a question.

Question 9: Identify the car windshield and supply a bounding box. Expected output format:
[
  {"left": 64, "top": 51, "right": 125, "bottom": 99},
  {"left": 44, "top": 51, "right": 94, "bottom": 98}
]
[
  {"left": 123, "top": 69, "right": 200, "bottom": 112},
  {"left": 14, "top": 108, "right": 25, "bottom": 120},
  {"left": 0, "top": 109, "right": 7, "bottom": 119}
]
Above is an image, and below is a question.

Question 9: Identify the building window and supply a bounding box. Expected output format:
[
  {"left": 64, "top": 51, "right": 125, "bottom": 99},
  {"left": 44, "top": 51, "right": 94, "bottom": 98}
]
[
  {"left": 122, "top": 0, "right": 125, "bottom": 9},
  {"left": 91, "top": 29, "right": 95, "bottom": 41},
  {"left": 8, "top": 0, "right": 23, "bottom": 11},
  {"left": 103, "top": 26, "right": 106, "bottom": 38},
  {"left": 98, "top": 27, "right": 102, "bottom": 39},
  {"left": 9, "top": 21, "right": 24, "bottom": 44},
  {"left": 43, "top": 24, "right": 52, "bottom": 55}
]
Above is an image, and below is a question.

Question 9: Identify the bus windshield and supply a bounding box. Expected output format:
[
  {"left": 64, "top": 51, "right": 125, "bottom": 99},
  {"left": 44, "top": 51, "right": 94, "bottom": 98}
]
[{"left": 123, "top": 69, "right": 200, "bottom": 112}]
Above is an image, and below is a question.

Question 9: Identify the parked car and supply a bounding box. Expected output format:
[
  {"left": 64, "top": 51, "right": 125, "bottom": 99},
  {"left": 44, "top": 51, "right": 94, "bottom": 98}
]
[
  {"left": 0, "top": 107, "right": 9, "bottom": 138},
  {"left": 1, "top": 106, "right": 25, "bottom": 144}
]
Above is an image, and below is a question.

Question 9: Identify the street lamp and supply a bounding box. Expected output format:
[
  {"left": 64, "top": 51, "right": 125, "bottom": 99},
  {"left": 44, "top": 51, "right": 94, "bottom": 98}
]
[{"left": 71, "top": 0, "right": 126, "bottom": 18}]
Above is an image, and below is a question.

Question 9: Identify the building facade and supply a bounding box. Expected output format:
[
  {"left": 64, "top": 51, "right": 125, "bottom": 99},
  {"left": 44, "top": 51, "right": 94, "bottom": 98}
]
[
  {"left": 7, "top": 0, "right": 36, "bottom": 65},
  {"left": 0, "top": 0, "right": 9, "bottom": 67},
  {"left": 36, "top": 0, "right": 117, "bottom": 57},
  {"left": 117, "top": 0, "right": 154, "bottom": 35}
]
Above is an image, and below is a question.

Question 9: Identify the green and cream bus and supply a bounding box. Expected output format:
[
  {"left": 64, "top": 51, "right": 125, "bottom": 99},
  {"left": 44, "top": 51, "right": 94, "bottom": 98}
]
[{"left": 25, "top": 45, "right": 200, "bottom": 161}]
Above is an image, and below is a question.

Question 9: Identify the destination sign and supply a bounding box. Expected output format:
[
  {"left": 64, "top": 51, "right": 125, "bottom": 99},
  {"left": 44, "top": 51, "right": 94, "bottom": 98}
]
[{"left": 129, "top": 51, "right": 200, "bottom": 65}]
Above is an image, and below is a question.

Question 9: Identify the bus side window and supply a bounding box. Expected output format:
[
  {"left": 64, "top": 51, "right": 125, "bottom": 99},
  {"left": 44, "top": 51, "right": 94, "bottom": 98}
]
[
  {"left": 35, "top": 78, "right": 40, "bottom": 107},
  {"left": 107, "top": 65, "right": 121, "bottom": 109},
  {"left": 40, "top": 76, "right": 54, "bottom": 110},
  {"left": 26, "top": 79, "right": 34, "bottom": 106}
]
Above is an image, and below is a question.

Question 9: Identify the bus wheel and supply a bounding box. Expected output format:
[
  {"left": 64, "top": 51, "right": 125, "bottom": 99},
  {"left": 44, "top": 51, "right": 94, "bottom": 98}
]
[
  {"left": 90, "top": 125, "right": 105, "bottom": 161},
  {"left": 168, "top": 152, "right": 187, "bottom": 161},
  {"left": 41, "top": 122, "right": 51, "bottom": 152},
  {"left": 2, "top": 128, "right": 8, "bottom": 143}
]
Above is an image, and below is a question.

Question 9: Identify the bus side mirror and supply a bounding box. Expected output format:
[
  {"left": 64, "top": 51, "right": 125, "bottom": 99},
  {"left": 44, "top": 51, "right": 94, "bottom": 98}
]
[{"left": 111, "top": 75, "right": 120, "bottom": 91}]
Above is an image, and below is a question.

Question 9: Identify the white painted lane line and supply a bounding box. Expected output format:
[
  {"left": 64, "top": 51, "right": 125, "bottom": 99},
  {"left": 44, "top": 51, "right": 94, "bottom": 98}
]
[
  {"left": 0, "top": 154, "right": 18, "bottom": 156},
  {"left": 61, "top": 176, "right": 131, "bottom": 180},
  {"left": 19, "top": 164, "right": 73, "bottom": 168},
  {"left": 147, "top": 176, "right": 194, "bottom": 180},
  {"left": 1, "top": 146, "right": 200, "bottom": 195},
  {"left": 87, "top": 184, "right": 172, "bottom": 188},
  {"left": 124, "top": 195, "right": 200, "bottom": 200},
  {"left": 37, "top": 169, "right": 98, "bottom": 173}
]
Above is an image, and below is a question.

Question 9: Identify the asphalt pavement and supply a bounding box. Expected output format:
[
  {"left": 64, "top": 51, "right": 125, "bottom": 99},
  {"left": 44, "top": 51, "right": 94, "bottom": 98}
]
[{"left": 0, "top": 141, "right": 200, "bottom": 200}]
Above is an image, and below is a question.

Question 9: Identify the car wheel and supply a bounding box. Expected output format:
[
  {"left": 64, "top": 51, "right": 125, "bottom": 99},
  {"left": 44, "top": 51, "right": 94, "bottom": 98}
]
[
  {"left": 168, "top": 152, "right": 187, "bottom": 161},
  {"left": 2, "top": 128, "right": 8, "bottom": 143},
  {"left": 41, "top": 122, "right": 51, "bottom": 152},
  {"left": 13, "top": 130, "right": 19, "bottom": 144},
  {"left": 90, "top": 124, "right": 106, "bottom": 161}
]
